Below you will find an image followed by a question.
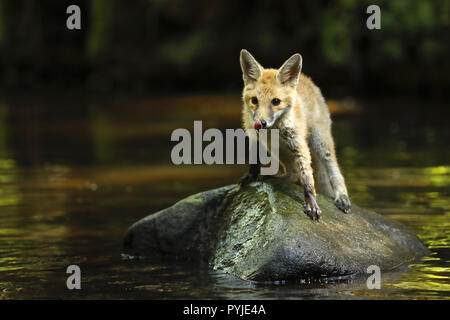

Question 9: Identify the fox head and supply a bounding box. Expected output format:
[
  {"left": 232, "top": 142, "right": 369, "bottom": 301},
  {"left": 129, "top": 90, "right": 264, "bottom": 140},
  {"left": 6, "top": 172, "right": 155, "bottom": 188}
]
[{"left": 240, "top": 49, "right": 302, "bottom": 130}]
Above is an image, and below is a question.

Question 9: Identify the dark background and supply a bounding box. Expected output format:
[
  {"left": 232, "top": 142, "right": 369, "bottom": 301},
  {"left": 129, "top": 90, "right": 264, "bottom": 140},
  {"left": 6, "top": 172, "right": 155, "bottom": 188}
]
[
  {"left": 0, "top": 0, "right": 449, "bottom": 98},
  {"left": 0, "top": 1, "right": 449, "bottom": 300}
]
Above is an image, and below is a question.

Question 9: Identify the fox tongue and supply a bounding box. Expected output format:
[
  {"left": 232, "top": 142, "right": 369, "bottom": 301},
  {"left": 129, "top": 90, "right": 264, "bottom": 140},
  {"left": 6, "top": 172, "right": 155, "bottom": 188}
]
[{"left": 254, "top": 120, "right": 262, "bottom": 130}]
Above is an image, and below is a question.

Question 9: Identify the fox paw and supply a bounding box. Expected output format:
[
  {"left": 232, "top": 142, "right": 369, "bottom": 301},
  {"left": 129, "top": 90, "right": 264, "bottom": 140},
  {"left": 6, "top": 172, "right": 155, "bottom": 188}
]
[
  {"left": 304, "top": 198, "right": 322, "bottom": 221},
  {"left": 334, "top": 194, "right": 351, "bottom": 213}
]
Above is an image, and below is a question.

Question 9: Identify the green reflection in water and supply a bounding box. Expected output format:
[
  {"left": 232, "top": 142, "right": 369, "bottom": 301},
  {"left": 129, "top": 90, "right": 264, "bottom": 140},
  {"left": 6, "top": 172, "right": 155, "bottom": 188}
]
[
  {"left": 346, "top": 164, "right": 450, "bottom": 299},
  {"left": 90, "top": 105, "right": 114, "bottom": 164},
  {"left": 0, "top": 101, "right": 20, "bottom": 208},
  {"left": 0, "top": 256, "right": 24, "bottom": 271}
]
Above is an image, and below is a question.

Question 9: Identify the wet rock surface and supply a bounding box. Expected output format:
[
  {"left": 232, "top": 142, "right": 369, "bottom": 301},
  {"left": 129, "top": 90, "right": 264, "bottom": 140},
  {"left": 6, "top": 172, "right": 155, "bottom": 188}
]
[{"left": 123, "top": 179, "right": 429, "bottom": 281}]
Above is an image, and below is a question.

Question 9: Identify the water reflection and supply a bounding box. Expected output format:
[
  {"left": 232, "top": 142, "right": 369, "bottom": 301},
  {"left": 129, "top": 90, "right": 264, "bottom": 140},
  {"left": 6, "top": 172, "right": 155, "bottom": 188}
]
[{"left": 0, "top": 95, "right": 448, "bottom": 299}]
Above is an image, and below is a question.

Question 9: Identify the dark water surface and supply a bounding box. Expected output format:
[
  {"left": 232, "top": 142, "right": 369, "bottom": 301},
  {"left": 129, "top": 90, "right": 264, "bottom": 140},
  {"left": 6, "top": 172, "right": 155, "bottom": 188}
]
[{"left": 0, "top": 94, "right": 448, "bottom": 299}]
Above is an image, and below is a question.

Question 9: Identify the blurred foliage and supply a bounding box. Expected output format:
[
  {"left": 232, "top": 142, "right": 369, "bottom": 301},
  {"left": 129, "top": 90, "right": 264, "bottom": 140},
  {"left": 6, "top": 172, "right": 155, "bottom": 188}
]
[
  {"left": 86, "top": 0, "right": 115, "bottom": 59},
  {"left": 0, "top": 0, "right": 448, "bottom": 97},
  {"left": 0, "top": 0, "right": 5, "bottom": 47}
]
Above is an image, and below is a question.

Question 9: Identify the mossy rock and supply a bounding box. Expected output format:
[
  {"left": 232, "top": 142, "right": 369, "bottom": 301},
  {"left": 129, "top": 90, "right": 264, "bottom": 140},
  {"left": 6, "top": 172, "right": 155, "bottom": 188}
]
[{"left": 123, "top": 179, "right": 429, "bottom": 281}]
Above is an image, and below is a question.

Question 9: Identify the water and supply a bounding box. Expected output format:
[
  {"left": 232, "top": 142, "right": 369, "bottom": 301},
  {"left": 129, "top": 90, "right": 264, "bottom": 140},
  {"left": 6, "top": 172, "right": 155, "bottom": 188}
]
[{"left": 0, "top": 94, "right": 448, "bottom": 299}]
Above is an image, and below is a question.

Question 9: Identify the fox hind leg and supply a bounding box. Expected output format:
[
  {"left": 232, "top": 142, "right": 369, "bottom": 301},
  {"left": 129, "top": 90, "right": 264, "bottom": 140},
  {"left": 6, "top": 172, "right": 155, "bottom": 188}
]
[
  {"left": 311, "top": 151, "right": 334, "bottom": 198},
  {"left": 309, "top": 126, "right": 351, "bottom": 213}
]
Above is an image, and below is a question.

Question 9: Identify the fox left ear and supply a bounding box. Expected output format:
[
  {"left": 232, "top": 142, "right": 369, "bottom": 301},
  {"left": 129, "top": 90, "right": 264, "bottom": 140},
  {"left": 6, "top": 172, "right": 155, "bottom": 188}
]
[{"left": 277, "top": 53, "right": 302, "bottom": 87}]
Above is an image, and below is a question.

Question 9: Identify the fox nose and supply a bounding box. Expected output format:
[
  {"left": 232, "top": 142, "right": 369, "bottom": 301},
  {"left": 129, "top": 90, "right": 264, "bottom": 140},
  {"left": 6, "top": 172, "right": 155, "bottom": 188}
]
[{"left": 254, "top": 119, "right": 267, "bottom": 130}]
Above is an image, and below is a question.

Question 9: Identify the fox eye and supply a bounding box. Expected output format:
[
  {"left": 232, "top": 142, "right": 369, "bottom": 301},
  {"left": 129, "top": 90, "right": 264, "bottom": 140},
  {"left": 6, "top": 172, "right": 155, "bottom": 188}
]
[
  {"left": 272, "top": 98, "right": 281, "bottom": 106},
  {"left": 251, "top": 97, "right": 258, "bottom": 105}
]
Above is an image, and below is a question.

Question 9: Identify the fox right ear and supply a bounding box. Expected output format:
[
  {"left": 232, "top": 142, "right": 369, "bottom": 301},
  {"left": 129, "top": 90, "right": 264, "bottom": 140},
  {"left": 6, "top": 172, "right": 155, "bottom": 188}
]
[
  {"left": 240, "top": 49, "right": 262, "bottom": 83},
  {"left": 277, "top": 53, "right": 302, "bottom": 87}
]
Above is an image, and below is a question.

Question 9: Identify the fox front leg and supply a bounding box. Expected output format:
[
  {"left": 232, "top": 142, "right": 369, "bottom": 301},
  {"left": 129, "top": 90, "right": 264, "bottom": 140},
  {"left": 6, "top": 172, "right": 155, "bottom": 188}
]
[
  {"left": 285, "top": 129, "right": 322, "bottom": 221},
  {"left": 239, "top": 133, "right": 261, "bottom": 187},
  {"left": 298, "top": 153, "right": 321, "bottom": 221},
  {"left": 304, "top": 182, "right": 321, "bottom": 221}
]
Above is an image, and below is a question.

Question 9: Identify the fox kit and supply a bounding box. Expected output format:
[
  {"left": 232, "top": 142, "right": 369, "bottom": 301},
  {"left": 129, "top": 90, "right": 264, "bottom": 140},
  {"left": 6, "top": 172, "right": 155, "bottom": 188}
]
[{"left": 239, "top": 49, "right": 351, "bottom": 221}]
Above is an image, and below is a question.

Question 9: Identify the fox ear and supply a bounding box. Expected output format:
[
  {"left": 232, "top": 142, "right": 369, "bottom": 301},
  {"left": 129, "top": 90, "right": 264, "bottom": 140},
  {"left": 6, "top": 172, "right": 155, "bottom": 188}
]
[
  {"left": 277, "top": 53, "right": 302, "bottom": 87},
  {"left": 240, "top": 49, "right": 262, "bottom": 83}
]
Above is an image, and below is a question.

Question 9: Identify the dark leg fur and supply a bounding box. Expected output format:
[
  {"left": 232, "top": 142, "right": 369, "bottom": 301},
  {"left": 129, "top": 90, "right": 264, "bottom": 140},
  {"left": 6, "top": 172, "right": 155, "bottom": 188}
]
[{"left": 239, "top": 163, "right": 260, "bottom": 186}]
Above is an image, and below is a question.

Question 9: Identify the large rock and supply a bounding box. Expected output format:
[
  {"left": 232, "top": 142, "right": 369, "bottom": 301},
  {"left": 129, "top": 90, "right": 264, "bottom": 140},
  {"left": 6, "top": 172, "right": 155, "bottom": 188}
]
[{"left": 122, "top": 179, "right": 429, "bottom": 281}]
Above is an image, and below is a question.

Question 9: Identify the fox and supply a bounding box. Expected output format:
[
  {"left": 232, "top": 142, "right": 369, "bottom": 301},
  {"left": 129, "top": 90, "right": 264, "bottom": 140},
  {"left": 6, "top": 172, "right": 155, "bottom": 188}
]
[{"left": 239, "top": 49, "right": 351, "bottom": 221}]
